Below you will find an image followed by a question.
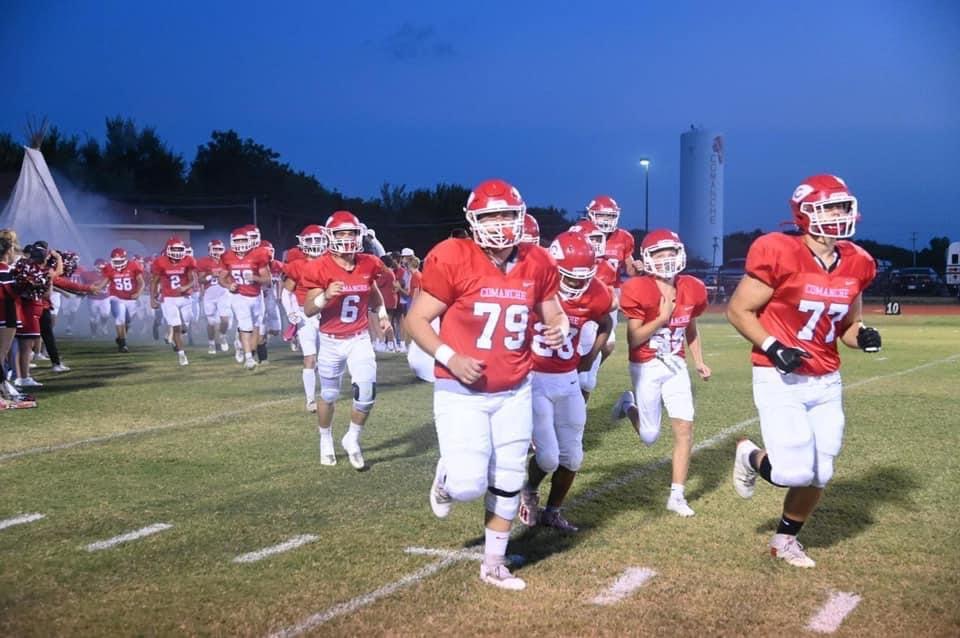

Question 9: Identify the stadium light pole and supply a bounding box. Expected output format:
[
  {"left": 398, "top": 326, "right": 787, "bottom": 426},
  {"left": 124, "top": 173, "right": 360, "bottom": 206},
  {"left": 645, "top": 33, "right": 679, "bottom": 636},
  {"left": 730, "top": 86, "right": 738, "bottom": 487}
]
[{"left": 639, "top": 158, "right": 651, "bottom": 232}]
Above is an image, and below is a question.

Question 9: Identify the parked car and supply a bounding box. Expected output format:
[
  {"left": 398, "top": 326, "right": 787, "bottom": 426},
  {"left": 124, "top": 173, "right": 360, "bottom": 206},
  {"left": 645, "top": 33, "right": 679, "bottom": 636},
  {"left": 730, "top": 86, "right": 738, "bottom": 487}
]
[
  {"left": 717, "top": 258, "right": 747, "bottom": 299},
  {"left": 889, "top": 267, "right": 947, "bottom": 296},
  {"left": 684, "top": 268, "right": 722, "bottom": 302}
]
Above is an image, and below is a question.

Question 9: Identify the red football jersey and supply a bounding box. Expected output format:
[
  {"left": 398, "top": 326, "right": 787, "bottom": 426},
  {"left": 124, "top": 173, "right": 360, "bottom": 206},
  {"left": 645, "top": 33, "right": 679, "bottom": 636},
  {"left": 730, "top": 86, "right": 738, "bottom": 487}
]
[
  {"left": 620, "top": 274, "right": 708, "bottom": 364},
  {"left": 221, "top": 250, "right": 270, "bottom": 298},
  {"left": 194, "top": 256, "right": 226, "bottom": 291},
  {"left": 376, "top": 268, "right": 398, "bottom": 309},
  {"left": 102, "top": 262, "right": 144, "bottom": 300},
  {"left": 602, "top": 228, "right": 635, "bottom": 287},
  {"left": 532, "top": 277, "right": 614, "bottom": 374},
  {"left": 422, "top": 239, "right": 560, "bottom": 393},
  {"left": 300, "top": 253, "right": 385, "bottom": 335},
  {"left": 595, "top": 259, "right": 618, "bottom": 288},
  {"left": 284, "top": 246, "right": 306, "bottom": 264},
  {"left": 282, "top": 257, "right": 318, "bottom": 305},
  {"left": 80, "top": 269, "right": 109, "bottom": 300},
  {"left": 151, "top": 255, "right": 197, "bottom": 298},
  {"left": 745, "top": 233, "right": 877, "bottom": 376},
  {"left": 409, "top": 269, "right": 423, "bottom": 296}
]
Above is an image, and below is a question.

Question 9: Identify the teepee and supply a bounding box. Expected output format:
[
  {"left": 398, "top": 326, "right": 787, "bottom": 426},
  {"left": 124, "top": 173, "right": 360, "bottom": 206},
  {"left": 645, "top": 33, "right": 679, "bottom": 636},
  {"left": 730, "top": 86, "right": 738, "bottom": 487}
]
[{"left": 0, "top": 145, "right": 92, "bottom": 256}]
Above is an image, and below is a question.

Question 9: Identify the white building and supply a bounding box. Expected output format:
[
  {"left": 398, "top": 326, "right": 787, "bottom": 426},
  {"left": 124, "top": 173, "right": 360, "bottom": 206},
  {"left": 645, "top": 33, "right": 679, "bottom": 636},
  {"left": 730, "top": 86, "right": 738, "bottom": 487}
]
[{"left": 679, "top": 126, "right": 724, "bottom": 267}]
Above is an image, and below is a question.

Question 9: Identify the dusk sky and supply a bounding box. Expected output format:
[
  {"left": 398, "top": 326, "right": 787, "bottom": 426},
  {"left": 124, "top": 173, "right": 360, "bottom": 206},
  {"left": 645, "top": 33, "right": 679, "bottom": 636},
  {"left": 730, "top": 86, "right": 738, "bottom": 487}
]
[{"left": 2, "top": 1, "right": 958, "bottom": 249}]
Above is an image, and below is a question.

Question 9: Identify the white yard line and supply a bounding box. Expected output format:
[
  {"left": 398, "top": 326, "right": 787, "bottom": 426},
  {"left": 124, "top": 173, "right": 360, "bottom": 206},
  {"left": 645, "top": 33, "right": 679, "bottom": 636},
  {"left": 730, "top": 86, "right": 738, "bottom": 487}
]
[
  {"left": 0, "top": 512, "right": 45, "bottom": 531},
  {"left": 0, "top": 397, "right": 297, "bottom": 464},
  {"left": 590, "top": 567, "right": 657, "bottom": 605},
  {"left": 805, "top": 591, "right": 862, "bottom": 633},
  {"left": 268, "top": 354, "right": 960, "bottom": 636},
  {"left": 267, "top": 554, "right": 465, "bottom": 638},
  {"left": 84, "top": 523, "right": 172, "bottom": 552},
  {"left": 233, "top": 535, "right": 318, "bottom": 564},
  {"left": 404, "top": 546, "right": 482, "bottom": 561}
]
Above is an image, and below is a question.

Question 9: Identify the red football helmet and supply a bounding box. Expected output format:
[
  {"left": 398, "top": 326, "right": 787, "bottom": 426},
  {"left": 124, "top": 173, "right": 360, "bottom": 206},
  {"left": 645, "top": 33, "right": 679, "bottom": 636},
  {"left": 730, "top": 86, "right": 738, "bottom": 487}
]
[
  {"left": 549, "top": 231, "right": 597, "bottom": 299},
  {"left": 586, "top": 195, "right": 621, "bottom": 233},
  {"left": 325, "top": 211, "right": 363, "bottom": 254},
  {"left": 94, "top": 258, "right": 107, "bottom": 272},
  {"left": 165, "top": 236, "right": 187, "bottom": 261},
  {"left": 464, "top": 179, "right": 526, "bottom": 249},
  {"left": 230, "top": 228, "right": 251, "bottom": 255},
  {"left": 208, "top": 239, "right": 225, "bottom": 258},
  {"left": 297, "top": 224, "right": 328, "bottom": 257},
  {"left": 568, "top": 219, "right": 607, "bottom": 258},
  {"left": 260, "top": 239, "right": 275, "bottom": 260},
  {"left": 110, "top": 248, "right": 128, "bottom": 270},
  {"left": 641, "top": 229, "right": 686, "bottom": 279},
  {"left": 244, "top": 224, "right": 262, "bottom": 247},
  {"left": 790, "top": 174, "right": 858, "bottom": 239},
  {"left": 520, "top": 214, "right": 541, "bottom": 245}
]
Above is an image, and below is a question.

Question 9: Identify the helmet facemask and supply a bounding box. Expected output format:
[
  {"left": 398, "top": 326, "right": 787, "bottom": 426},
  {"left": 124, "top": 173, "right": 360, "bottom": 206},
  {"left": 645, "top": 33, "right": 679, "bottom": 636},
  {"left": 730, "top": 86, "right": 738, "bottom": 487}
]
[
  {"left": 801, "top": 197, "right": 858, "bottom": 239},
  {"left": 558, "top": 265, "right": 596, "bottom": 300},
  {"left": 327, "top": 227, "right": 362, "bottom": 254},
  {"left": 167, "top": 244, "right": 186, "bottom": 261},
  {"left": 208, "top": 243, "right": 225, "bottom": 258},
  {"left": 300, "top": 232, "right": 327, "bottom": 257},
  {"left": 588, "top": 209, "right": 619, "bottom": 233},
  {"left": 466, "top": 209, "right": 525, "bottom": 249},
  {"left": 643, "top": 246, "right": 686, "bottom": 279},
  {"left": 230, "top": 236, "right": 251, "bottom": 255}
]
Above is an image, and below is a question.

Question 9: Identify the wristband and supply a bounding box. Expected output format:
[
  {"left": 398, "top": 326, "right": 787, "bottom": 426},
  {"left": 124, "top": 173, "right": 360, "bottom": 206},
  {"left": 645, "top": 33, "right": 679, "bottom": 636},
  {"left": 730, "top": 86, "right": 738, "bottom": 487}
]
[
  {"left": 435, "top": 344, "right": 455, "bottom": 367},
  {"left": 377, "top": 306, "right": 388, "bottom": 321},
  {"left": 761, "top": 336, "right": 777, "bottom": 352}
]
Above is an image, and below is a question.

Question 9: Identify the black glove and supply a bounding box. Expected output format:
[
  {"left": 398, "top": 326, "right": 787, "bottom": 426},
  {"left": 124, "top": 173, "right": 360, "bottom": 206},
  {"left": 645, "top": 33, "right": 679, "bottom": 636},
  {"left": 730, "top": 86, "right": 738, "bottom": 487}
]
[
  {"left": 763, "top": 339, "right": 811, "bottom": 374},
  {"left": 857, "top": 326, "right": 882, "bottom": 353}
]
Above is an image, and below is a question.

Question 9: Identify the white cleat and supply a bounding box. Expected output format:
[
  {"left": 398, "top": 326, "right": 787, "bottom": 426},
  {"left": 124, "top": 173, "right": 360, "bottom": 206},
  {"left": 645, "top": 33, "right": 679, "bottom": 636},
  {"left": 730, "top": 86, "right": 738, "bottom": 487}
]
[
  {"left": 611, "top": 390, "right": 635, "bottom": 422},
  {"left": 51, "top": 363, "right": 71, "bottom": 373},
  {"left": 666, "top": 493, "right": 695, "bottom": 517},
  {"left": 207, "top": 344, "right": 217, "bottom": 355},
  {"left": 518, "top": 489, "right": 540, "bottom": 527},
  {"left": 341, "top": 434, "right": 365, "bottom": 470},
  {"left": 244, "top": 358, "right": 257, "bottom": 370},
  {"left": 480, "top": 562, "right": 526, "bottom": 591},
  {"left": 178, "top": 352, "right": 189, "bottom": 366},
  {"left": 319, "top": 436, "right": 337, "bottom": 466},
  {"left": 15, "top": 377, "right": 42, "bottom": 388},
  {"left": 219, "top": 337, "right": 230, "bottom": 352},
  {"left": 306, "top": 400, "right": 317, "bottom": 413},
  {"left": 733, "top": 439, "right": 760, "bottom": 499},
  {"left": 769, "top": 534, "right": 816, "bottom": 568},
  {"left": 34, "top": 352, "right": 50, "bottom": 361},
  {"left": 429, "top": 459, "right": 453, "bottom": 518}
]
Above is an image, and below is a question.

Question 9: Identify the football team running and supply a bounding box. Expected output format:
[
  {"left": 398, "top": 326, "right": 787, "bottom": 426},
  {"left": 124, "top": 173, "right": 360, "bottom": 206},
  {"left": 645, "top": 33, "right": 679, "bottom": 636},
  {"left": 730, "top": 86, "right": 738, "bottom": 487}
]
[{"left": 0, "top": 173, "right": 882, "bottom": 588}]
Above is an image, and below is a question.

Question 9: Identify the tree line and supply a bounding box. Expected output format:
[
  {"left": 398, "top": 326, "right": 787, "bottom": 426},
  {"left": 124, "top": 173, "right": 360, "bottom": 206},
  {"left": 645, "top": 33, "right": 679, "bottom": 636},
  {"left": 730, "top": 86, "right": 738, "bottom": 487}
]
[{"left": 0, "top": 117, "right": 950, "bottom": 270}]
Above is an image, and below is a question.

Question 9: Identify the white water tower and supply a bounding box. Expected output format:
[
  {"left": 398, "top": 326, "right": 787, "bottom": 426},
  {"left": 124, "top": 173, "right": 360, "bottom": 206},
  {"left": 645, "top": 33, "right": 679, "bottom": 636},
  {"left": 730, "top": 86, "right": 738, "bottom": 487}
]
[{"left": 679, "top": 126, "right": 724, "bottom": 267}]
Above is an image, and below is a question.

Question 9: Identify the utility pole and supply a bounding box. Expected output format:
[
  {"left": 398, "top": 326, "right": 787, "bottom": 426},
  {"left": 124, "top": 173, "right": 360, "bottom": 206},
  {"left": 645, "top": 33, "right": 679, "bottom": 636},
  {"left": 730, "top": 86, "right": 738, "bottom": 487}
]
[
  {"left": 253, "top": 197, "right": 258, "bottom": 227},
  {"left": 910, "top": 231, "right": 918, "bottom": 266}
]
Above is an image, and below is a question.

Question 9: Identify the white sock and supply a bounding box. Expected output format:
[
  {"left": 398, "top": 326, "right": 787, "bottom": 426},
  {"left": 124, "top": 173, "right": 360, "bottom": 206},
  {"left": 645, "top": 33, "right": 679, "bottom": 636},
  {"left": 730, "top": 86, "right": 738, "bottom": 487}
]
[
  {"left": 343, "top": 422, "right": 362, "bottom": 446},
  {"left": 302, "top": 368, "right": 316, "bottom": 401},
  {"left": 670, "top": 483, "right": 685, "bottom": 497},
  {"left": 208, "top": 339, "right": 215, "bottom": 347},
  {"left": 245, "top": 352, "right": 254, "bottom": 361},
  {"left": 483, "top": 527, "right": 510, "bottom": 566},
  {"left": 318, "top": 426, "right": 333, "bottom": 440}
]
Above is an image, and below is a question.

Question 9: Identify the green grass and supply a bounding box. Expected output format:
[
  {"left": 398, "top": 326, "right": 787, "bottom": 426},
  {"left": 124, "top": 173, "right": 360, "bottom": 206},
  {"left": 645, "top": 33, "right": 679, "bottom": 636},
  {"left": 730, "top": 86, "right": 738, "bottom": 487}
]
[{"left": 1, "top": 314, "right": 958, "bottom": 636}]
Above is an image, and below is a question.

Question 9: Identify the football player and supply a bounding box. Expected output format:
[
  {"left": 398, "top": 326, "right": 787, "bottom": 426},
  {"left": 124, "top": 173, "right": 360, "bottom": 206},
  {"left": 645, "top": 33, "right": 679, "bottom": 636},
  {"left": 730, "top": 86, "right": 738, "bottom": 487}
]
[
  {"left": 302, "top": 211, "right": 391, "bottom": 470},
  {"left": 196, "top": 239, "right": 232, "bottom": 354},
  {"left": 82, "top": 259, "right": 112, "bottom": 336},
  {"left": 586, "top": 195, "right": 638, "bottom": 365},
  {"left": 255, "top": 239, "right": 283, "bottom": 364},
  {"left": 150, "top": 236, "right": 199, "bottom": 366},
  {"left": 405, "top": 179, "right": 569, "bottom": 591},
  {"left": 567, "top": 219, "right": 619, "bottom": 400},
  {"left": 219, "top": 228, "right": 271, "bottom": 369},
  {"left": 281, "top": 224, "right": 327, "bottom": 411},
  {"left": 100, "top": 248, "right": 145, "bottom": 353},
  {"left": 727, "top": 174, "right": 880, "bottom": 567},
  {"left": 611, "top": 229, "right": 709, "bottom": 517},
  {"left": 519, "top": 231, "right": 614, "bottom": 533}
]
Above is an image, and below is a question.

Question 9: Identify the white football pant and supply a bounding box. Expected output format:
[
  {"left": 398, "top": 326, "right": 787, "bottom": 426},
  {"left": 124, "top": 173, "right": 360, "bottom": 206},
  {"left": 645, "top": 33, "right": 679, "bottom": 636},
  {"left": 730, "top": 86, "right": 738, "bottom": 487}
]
[
  {"left": 531, "top": 370, "right": 587, "bottom": 473},
  {"left": 629, "top": 357, "right": 695, "bottom": 446}
]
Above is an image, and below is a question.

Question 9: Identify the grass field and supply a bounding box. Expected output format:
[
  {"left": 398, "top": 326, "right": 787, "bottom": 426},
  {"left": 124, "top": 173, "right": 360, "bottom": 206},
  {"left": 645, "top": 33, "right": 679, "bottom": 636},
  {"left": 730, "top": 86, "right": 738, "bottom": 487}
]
[{"left": 1, "top": 312, "right": 958, "bottom": 637}]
